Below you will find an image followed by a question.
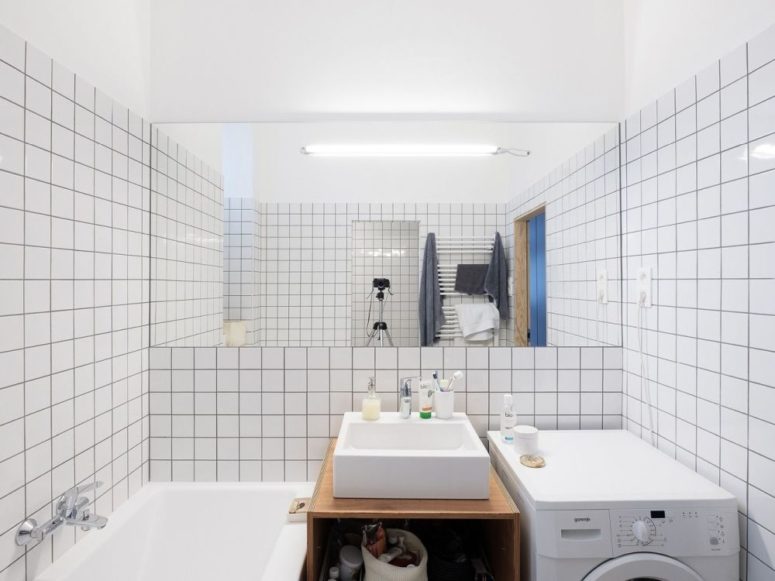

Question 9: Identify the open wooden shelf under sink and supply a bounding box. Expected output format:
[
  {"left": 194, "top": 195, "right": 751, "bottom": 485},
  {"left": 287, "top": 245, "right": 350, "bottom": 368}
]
[{"left": 307, "top": 439, "right": 520, "bottom": 580}]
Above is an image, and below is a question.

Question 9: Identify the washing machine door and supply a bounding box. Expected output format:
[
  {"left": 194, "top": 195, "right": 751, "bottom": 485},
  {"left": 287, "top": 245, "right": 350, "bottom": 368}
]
[{"left": 583, "top": 553, "right": 704, "bottom": 581}]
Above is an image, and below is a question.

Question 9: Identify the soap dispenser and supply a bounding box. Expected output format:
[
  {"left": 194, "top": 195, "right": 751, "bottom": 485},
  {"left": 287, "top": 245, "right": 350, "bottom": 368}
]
[{"left": 361, "top": 377, "right": 381, "bottom": 421}]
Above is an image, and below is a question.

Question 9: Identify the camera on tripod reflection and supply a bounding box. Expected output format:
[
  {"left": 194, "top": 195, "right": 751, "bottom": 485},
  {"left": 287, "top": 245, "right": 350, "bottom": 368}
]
[
  {"left": 372, "top": 278, "right": 390, "bottom": 292},
  {"left": 367, "top": 278, "right": 393, "bottom": 346}
]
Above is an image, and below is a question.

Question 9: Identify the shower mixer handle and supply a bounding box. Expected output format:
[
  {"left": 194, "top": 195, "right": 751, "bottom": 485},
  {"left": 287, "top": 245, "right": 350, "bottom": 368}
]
[{"left": 59, "top": 481, "right": 104, "bottom": 518}]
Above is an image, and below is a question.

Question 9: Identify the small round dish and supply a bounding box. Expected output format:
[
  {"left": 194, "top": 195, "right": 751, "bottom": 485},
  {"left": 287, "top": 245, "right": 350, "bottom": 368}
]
[{"left": 520, "top": 454, "right": 546, "bottom": 468}]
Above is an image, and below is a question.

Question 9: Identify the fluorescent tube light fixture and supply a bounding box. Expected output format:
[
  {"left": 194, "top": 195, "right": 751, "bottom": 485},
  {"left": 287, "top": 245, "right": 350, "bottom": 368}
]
[{"left": 300, "top": 144, "right": 530, "bottom": 157}]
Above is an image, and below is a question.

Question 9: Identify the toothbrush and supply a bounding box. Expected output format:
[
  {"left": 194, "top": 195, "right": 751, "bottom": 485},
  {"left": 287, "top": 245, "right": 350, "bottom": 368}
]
[
  {"left": 446, "top": 370, "right": 463, "bottom": 391},
  {"left": 432, "top": 370, "right": 442, "bottom": 391}
]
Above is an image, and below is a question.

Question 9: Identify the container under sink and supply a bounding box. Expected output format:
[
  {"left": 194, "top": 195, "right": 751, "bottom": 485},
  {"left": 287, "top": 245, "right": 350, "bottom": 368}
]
[{"left": 333, "top": 412, "right": 490, "bottom": 499}]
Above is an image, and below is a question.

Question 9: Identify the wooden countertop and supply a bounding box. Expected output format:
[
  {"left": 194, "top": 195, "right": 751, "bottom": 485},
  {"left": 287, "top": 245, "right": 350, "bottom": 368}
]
[{"left": 308, "top": 439, "right": 519, "bottom": 520}]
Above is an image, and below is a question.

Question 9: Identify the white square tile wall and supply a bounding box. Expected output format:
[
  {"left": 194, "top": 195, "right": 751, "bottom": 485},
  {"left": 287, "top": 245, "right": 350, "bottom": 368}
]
[
  {"left": 150, "top": 128, "right": 224, "bottom": 347},
  {"left": 351, "top": 220, "right": 420, "bottom": 347},
  {"left": 2, "top": 14, "right": 773, "bottom": 581},
  {"left": 505, "top": 126, "right": 623, "bottom": 347},
  {"left": 621, "top": 24, "right": 775, "bottom": 580},
  {"left": 148, "top": 346, "right": 623, "bottom": 482},
  {"left": 257, "top": 202, "right": 507, "bottom": 346},
  {"left": 224, "top": 197, "right": 260, "bottom": 344},
  {"left": 0, "top": 25, "right": 151, "bottom": 580}
]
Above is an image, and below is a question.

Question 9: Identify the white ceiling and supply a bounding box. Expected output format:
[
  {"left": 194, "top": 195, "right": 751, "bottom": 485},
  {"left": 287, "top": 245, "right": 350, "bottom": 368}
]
[
  {"left": 3, "top": 1, "right": 774, "bottom": 123},
  {"left": 149, "top": 0, "right": 625, "bottom": 123}
]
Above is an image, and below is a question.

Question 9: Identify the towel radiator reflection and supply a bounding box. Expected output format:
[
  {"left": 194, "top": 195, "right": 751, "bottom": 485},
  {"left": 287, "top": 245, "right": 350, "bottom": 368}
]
[{"left": 434, "top": 236, "right": 498, "bottom": 343}]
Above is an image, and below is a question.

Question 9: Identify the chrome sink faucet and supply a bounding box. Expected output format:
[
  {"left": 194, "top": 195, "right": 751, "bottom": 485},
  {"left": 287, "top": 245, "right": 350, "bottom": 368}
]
[
  {"left": 399, "top": 377, "right": 420, "bottom": 419},
  {"left": 16, "top": 481, "right": 108, "bottom": 546}
]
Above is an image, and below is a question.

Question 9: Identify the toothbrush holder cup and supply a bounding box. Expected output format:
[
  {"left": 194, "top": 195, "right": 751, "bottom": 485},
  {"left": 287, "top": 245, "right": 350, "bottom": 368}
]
[{"left": 435, "top": 390, "right": 455, "bottom": 419}]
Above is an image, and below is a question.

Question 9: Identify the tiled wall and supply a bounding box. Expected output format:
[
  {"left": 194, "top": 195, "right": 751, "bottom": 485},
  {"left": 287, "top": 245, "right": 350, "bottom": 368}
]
[
  {"left": 149, "top": 128, "right": 224, "bottom": 347},
  {"left": 224, "top": 197, "right": 260, "bottom": 344},
  {"left": 621, "top": 24, "right": 775, "bottom": 580},
  {"left": 506, "top": 126, "right": 623, "bottom": 347},
  {"left": 148, "top": 345, "right": 622, "bottom": 482},
  {"left": 351, "top": 220, "right": 420, "bottom": 347},
  {"left": 0, "top": 25, "right": 151, "bottom": 580},
  {"left": 257, "top": 202, "right": 507, "bottom": 346},
  {"left": 3, "top": 12, "right": 772, "bottom": 581}
]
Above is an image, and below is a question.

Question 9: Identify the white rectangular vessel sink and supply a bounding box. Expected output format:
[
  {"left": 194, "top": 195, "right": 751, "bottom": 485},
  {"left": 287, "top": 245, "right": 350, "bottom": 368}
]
[{"left": 333, "top": 412, "right": 490, "bottom": 499}]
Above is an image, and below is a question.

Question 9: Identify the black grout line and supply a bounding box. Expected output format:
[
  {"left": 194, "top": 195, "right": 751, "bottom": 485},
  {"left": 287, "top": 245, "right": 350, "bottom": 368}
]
[
  {"left": 21, "top": 37, "right": 29, "bottom": 573},
  {"left": 744, "top": 39, "right": 753, "bottom": 581},
  {"left": 47, "top": 49, "right": 54, "bottom": 567}
]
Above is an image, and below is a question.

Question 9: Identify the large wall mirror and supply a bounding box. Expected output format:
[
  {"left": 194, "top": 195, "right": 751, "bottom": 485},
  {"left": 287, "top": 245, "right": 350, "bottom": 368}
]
[{"left": 149, "top": 121, "right": 622, "bottom": 348}]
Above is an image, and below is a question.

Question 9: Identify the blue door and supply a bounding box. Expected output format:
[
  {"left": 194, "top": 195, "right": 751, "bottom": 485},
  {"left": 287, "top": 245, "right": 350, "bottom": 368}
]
[{"left": 527, "top": 212, "right": 546, "bottom": 346}]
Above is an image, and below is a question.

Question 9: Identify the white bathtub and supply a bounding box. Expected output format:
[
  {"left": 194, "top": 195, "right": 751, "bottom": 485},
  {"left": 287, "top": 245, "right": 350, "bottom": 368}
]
[{"left": 36, "top": 482, "right": 314, "bottom": 581}]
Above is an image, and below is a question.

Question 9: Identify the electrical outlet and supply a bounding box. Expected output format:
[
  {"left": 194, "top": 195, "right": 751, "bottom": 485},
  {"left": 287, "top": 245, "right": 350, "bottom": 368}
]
[
  {"left": 597, "top": 269, "right": 608, "bottom": 304},
  {"left": 637, "top": 267, "right": 652, "bottom": 307}
]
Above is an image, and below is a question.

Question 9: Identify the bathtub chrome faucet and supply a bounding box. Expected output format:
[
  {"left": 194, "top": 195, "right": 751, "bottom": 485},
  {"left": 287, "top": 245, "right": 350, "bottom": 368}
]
[{"left": 16, "top": 481, "right": 108, "bottom": 546}]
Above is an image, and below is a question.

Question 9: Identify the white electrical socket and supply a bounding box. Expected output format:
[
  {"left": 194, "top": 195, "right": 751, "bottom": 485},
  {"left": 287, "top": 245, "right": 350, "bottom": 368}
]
[
  {"left": 597, "top": 269, "right": 608, "bottom": 304},
  {"left": 637, "top": 266, "right": 652, "bottom": 307}
]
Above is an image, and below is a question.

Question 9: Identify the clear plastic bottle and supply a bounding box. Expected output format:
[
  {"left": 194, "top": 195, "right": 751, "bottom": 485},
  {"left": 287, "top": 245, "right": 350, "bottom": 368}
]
[
  {"left": 500, "top": 394, "right": 516, "bottom": 443},
  {"left": 361, "top": 377, "right": 381, "bottom": 421}
]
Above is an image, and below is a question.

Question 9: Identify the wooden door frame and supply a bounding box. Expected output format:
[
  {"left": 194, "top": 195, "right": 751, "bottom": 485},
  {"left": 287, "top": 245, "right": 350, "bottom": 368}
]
[{"left": 513, "top": 205, "right": 545, "bottom": 346}]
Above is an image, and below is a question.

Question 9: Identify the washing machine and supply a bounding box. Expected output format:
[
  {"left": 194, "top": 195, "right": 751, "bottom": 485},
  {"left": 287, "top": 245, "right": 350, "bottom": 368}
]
[{"left": 488, "top": 430, "right": 739, "bottom": 581}]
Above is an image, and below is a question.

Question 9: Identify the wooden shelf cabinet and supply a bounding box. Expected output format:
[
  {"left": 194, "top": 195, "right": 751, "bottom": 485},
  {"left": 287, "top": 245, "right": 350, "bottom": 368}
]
[{"left": 307, "top": 440, "right": 520, "bottom": 580}]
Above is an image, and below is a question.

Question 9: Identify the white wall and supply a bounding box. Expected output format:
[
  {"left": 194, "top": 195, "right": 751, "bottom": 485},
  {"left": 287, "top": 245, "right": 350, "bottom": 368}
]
[
  {"left": 0, "top": 23, "right": 152, "bottom": 580},
  {"left": 161, "top": 122, "right": 224, "bottom": 172},
  {"left": 156, "top": 122, "right": 614, "bottom": 203},
  {"left": 621, "top": 24, "right": 775, "bottom": 580},
  {"left": 0, "top": 0, "right": 151, "bottom": 117},
  {"left": 149, "top": 0, "right": 624, "bottom": 123},
  {"left": 623, "top": 0, "right": 775, "bottom": 114},
  {"left": 223, "top": 124, "right": 254, "bottom": 198}
]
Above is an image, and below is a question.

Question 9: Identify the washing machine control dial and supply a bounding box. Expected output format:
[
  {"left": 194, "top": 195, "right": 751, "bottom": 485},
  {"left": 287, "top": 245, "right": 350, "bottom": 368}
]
[{"left": 631, "top": 518, "right": 656, "bottom": 545}]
